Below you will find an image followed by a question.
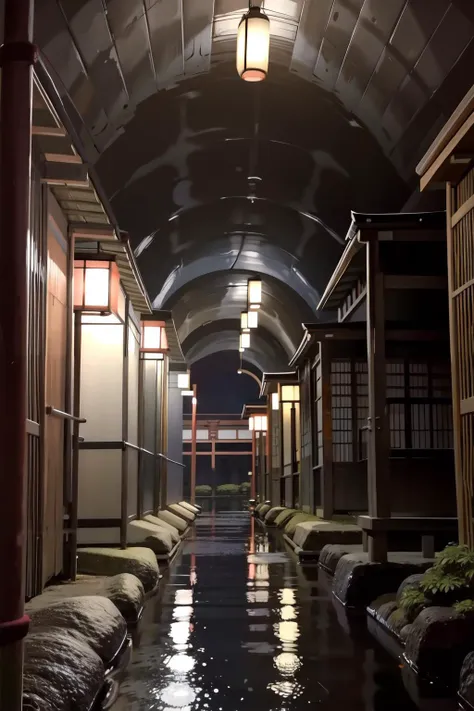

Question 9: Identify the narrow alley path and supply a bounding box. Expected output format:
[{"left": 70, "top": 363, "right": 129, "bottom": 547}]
[{"left": 112, "top": 514, "right": 455, "bottom": 711}]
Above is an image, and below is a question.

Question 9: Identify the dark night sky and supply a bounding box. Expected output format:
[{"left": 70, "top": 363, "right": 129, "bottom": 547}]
[{"left": 183, "top": 352, "right": 262, "bottom": 415}]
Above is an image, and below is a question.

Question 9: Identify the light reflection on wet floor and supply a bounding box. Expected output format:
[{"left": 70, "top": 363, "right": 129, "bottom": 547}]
[{"left": 111, "top": 513, "right": 457, "bottom": 711}]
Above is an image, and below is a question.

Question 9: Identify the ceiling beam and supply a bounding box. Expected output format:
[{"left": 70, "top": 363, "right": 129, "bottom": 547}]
[{"left": 41, "top": 162, "right": 89, "bottom": 187}]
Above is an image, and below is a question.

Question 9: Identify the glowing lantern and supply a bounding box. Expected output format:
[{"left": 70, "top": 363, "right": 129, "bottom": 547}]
[{"left": 237, "top": 6, "right": 270, "bottom": 82}]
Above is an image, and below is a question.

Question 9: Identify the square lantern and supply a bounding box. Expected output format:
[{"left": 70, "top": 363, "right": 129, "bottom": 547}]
[
  {"left": 241, "top": 310, "right": 258, "bottom": 332},
  {"left": 74, "top": 259, "right": 120, "bottom": 316},
  {"left": 178, "top": 371, "right": 191, "bottom": 389},
  {"left": 240, "top": 332, "right": 251, "bottom": 351},
  {"left": 281, "top": 384, "right": 300, "bottom": 402},
  {"left": 271, "top": 392, "right": 279, "bottom": 410},
  {"left": 140, "top": 320, "right": 168, "bottom": 359},
  {"left": 249, "top": 414, "right": 267, "bottom": 432},
  {"left": 248, "top": 278, "right": 262, "bottom": 310}
]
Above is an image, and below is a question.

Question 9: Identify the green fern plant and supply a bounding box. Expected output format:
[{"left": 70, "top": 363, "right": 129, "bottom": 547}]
[
  {"left": 399, "top": 587, "right": 428, "bottom": 617},
  {"left": 453, "top": 599, "right": 474, "bottom": 615}
]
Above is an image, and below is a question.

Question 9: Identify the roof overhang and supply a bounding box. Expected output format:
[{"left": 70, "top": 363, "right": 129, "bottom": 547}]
[
  {"left": 75, "top": 238, "right": 152, "bottom": 315},
  {"left": 260, "top": 371, "right": 298, "bottom": 398},
  {"left": 241, "top": 403, "right": 267, "bottom": 420},
  {"left": 417, "top": 85, "right": 474, "bottom": 191},
  {"left": 317, "top": 210, "right": 447, "bottom": 311},
  {"left": 147, "top": 310, "right": 187, "bottom": 367}
]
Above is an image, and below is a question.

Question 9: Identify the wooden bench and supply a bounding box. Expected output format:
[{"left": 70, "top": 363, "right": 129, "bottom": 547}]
[{"left": 357, "top": 515, "right": 458, "bottom": 559}]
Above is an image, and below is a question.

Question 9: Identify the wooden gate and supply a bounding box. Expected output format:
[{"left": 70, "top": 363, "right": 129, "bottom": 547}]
[{"left": 447, "top": 166, "right": 474, "bottom": 546}]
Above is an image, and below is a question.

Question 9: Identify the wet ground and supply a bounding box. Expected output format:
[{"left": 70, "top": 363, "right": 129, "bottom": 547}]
[{"left": 112, "top": 513, "right": 458, "bottom": 711}]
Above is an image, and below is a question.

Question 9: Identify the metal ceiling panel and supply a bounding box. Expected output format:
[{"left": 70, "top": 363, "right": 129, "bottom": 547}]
[
  {"left": 105, "top": 0, "right": 157, "bottom": 104},
  {"left": 389, "top": 0, "right": 448, "bottom": 67},
  {"left": 334, "top": 0, "right": 407, "bottom": 111},
  {"left": 290, "top": 0, "right": 333, "bottom": 78},
  {"left": 183, "top": 0, "right": 216, "bottom": 76},
  {"left": 146, "top": 0, "right": 184, "bottom": 85},
  {"left": 313, "top": 0, "right": 365, "bottom": 89}
]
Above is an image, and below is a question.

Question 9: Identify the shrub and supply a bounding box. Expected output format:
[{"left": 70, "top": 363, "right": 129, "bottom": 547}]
[
  {"left": 239, "top": 482, "right": 251, "bottom": 494},
  {"left": 216, "top": 484, "right": 240, "bottom": 496},
  {"left": 195, "top": 485, "right": 212, "bottom": 496},
  {"left": 400, "top": 544, "right": 474, "bottom": 615},
  {"left": 454, "top": 599, "right": 474, "bottom": 616}
]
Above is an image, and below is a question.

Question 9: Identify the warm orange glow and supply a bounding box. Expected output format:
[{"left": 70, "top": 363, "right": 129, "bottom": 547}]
[
  {"left": 237, "top": 7, "right": 270, "bottom": 82},
  {"left": 74, "top": 259, "right": 120, "bottom": 316},
  {"left": 249, "top": 414, "right": 267, "bottom": 432}
]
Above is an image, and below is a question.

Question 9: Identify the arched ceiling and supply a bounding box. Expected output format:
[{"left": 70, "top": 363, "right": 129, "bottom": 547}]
[{"left": 35, "top": 0, "right": 474, "bottom": 370}]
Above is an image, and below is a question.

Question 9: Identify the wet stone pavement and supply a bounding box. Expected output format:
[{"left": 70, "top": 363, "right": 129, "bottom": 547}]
[{"left": 111, "top": 513, "right": 457, "bottom": 711}]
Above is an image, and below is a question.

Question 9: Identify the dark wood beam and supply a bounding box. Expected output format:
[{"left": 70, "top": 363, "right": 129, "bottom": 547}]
[
  {"left": 32, "top": 125, "right": 67, "bottom": 137},
  {"left": 384, "top": 275, "right": 448, "bottom": 290}
]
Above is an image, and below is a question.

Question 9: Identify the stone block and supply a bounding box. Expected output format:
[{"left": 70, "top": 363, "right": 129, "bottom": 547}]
[
  {"left": 319, "top": 544, "right": 363, "bottom": 575},
  {"left": 405, "top": 607, "right": 474, "bottom": 687},
  {"left": 293, "top": 522, "right": 361, "bottom": 554},
  {"left": 143, "top": 514, "right": 180, "bottom": 544},
  {"left": 158, "top": 509, "right": 188, "bottom": 533},
  {"left": 333, "top": 552, "right": 432, "bottom": 607},
  {"left": 168, "top": 503, "right": 195, "bottom": 523},
  {"left": 274, "top": 509, "right": 298, "bottom": 528},
  {"left": 179, "top": 501, "right": 200, "bottom": 515},
  {"left": 29, "top": 596, "right": 126, "bottom": 666},
  {"left": 26, "top": 573, "right": 145, "bottom": 625},
  {"left": 77, "top": 547, "right": 159, "bottom": 593},
  {"left": 284, "top": 513, "right": 319, "bottom": 538},
  {"left": 264, "top": 507, "right": 286, "bottom": 525},
  {"left": 23, "top": 627, "right": 104, "bottom": 711},
  {"left": 128, "top": 519, "right": 173, "bottom": 555},
  {"left": 257, "top": 503, "right": 271, "bottom": 519}
]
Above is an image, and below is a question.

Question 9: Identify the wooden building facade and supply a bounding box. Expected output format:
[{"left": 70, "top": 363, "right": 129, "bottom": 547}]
[
  {"left": 289, "top": 211, "right": 456, "bottom": 559},
  {"left": 417, "top": 86, "right": 474, "bottom": 548}
]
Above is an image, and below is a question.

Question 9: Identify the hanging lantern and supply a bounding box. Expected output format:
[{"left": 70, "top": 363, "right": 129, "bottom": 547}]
[
  {"left": 240, "top": 332, "right": 251, "bottom": 351},
  {"left": 241, "top": 310, "right": 258, "bottom": 331},
  {"left": 237, "top": 6, "right": 270, "bottom": 82},
  {"left": 248, "top": 277, "right": 262, "bottom": 310},
  {"left": 74, "top": 259, "right": 120, "bottom": 316},
  {"left": 140, "top": 320, "right": 168, "bottom": 358}
]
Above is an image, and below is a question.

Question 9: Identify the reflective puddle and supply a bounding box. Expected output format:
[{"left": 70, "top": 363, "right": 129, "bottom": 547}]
[{"left": 111, "top": 513, "right": 457, "bottom": 710}]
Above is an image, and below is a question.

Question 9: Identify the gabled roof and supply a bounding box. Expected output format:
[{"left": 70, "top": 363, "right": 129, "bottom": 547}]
[
  {"left": 317, "top": 210, "right": 446, "bottom": 311},
  {"left": 149, "top": 310, "right": 186, "bottom": 367}
]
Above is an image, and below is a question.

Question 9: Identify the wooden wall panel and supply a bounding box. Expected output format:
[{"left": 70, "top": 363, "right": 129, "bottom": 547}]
[{"left": 448, "top": 166, "right": 474, "bottom": 546}]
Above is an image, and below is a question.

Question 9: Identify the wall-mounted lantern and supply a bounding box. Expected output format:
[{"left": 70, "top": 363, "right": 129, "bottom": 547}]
[
  {"left": 74, "top": 259, "right": 120, "bottom": 318},
  {"left": 247, "top": 277, "right": 262, "bottom": 310},
  {"left": 249, "top": 414, "right": 267, "bottom": 432},
  {"left": 281, "top": 384, "right": 300, "bottom": 402},
  {"left": 237, "top": 6, "right": 270, "bottom": 83},
  {"left": 140, "top": 320, "right": 168, "bottom": 360},
  {"left": 271, "top": 392, "right": 279, "bottom": 410},
  {"left": 178, "top": 371, "right": 191, "bottom": 389}
]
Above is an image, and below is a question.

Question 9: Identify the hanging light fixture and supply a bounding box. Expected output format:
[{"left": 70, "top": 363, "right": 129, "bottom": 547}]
[
  {"left": 240, "top": 332, "right": 251, "bottom": 351},
  {"left": 237, "top": 5, "right": 270, "bottom": 82},
  {"left": 241, "top": 310, "right": 258, "bottom": 331},
  {"left": 248, "top": 277, "right": 262, "bottom": 310}
]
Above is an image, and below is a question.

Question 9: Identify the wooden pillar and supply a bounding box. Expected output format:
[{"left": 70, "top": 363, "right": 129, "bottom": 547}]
[
  {"left": 190, "top": 384, "right": 197, "bottom": 505},
  {"left": 320, "top": 341, "right": 333, "bottom": 519},
  {"left": 366, "top": 239, "right": 390, "bottom": 562},
  {"left": 446, "top": 182, "right": 474, "bottom": 547},
  {"left": 120, "top": 298, "right": 129, "bottom": 548},
  {"left": 251, "top": 430, "right": 256, "bottom": 501},
  {"left": 0, "top": 0, "right": 36, "bottom": 705},
  {"left": 259, "top": 432, "right": 266, "bottom": 500}
]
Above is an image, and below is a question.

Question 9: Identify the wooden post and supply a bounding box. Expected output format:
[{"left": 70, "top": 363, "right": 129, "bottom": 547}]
[
  {"left": 259, "top": 431, "right": 266, "bottom": 500},
  {"left": 251, "top": 430, "right": 257, "bottom": 501},
  {"left": 120, "top": 298, "right": 129, "bottom": 549},
  {"left": 446, "top": 183, "right": 472, "bottom": 546},
  {"left": 159, "top": 356, "right": 169, "bottom": 508},
  {"left": 320, "top": 342, "right": 334, "bottom": 519},
  {"left": 0, "top": 0, "right": 36, "bottom": 705},
  {"left": 190, "top": 384, "right": 197, "bottom": 505},
  {"left": 366, "top": 238, "right": 390, "bottom": 562}
]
